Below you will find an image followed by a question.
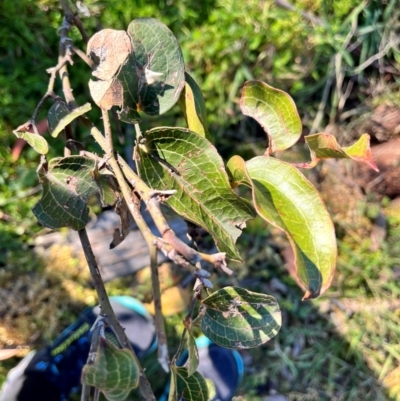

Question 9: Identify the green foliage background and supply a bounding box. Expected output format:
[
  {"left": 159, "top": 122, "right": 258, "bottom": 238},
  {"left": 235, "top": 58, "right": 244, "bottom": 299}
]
[{"left": 1, "top": 0, "right": 400, "bottom": 400}]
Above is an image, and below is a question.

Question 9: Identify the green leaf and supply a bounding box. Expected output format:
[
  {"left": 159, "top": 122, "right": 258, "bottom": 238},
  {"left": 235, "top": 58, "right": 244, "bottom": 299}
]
[
  {"left": 47, "top": 101, "right": 92, "bottom": 138},
  {"left": 240, "top": 80, "right": 302, "bottom": 153},
  {"left": 169, "top": 366, "right": 209, "bottom": 401},
  {"left": 12, "top": 130, "right": 48, "bottom": 155},
  {"left": 186, "top": 332, "right": 199, "bottom": 377},
  {"left": 136, "top": 127, "right": 255, "bottom": 261},
  {"left": 297, "top": 133, "right": 378, "bottom": 171},
  {"left": 82, "top": 337, "right": 140, "bottom": 401},
  {"left": 126, "top": 18, "right": 185, "bottom": 116},
  {"left": 87, "top": 19, "right": 185, "bottom": 122},
  {"left": 32, "top": 156, "right": 99, "bottom": 230},
  {"left": 178, "top": 72, "right": 211, "bottom": 141},
  {"left": 227, "top": 155, "right": 336, "bottom": 299},
  {"left": 200, "top": 286, "right": 281, "bottom": 349}
]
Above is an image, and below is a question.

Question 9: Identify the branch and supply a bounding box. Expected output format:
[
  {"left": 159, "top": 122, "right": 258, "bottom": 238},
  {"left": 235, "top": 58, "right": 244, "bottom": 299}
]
[{"left": 78, "top": 229, "right": 156, "bottom": 400}]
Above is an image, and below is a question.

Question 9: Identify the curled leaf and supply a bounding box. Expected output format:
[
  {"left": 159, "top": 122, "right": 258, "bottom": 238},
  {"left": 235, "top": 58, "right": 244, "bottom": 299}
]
[
  {"left": 297, "top": 133, "right": 378, "bottom": 171},
  {"left": 178, "top": 72, "right": 211, "bottom": 141},
  {"left": 227, "top": 155, "right": 337, "bottom": 299},
  {"left": 48, "top": 101, "right": 92, "bottom": 138},
  {"left": 13, "top": 127, "right": 48, "bottom": 155},
  {"left": 82, "top": 337, "right": 139, "bottom": 401},
  {"left": 240, "top": 80, "right": 302, "bottom": 153}
]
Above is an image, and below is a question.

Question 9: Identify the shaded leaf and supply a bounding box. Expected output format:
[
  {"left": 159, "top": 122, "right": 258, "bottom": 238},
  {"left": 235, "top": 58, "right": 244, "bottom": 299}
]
[
  {"left": 186, "top": 332, "right": 199, "bottom": 377},
  {"left": 82, "top": 337, "right": 139, "bottom": 401},
  {"left": 95, "top": 170, "right": 120, "bottom": 207},
  {"left": 227, "top": 155, "right": 336, "bottom": 299},
  {"left": 169, "top": 366, "right": 208, "bottom": 401},
  {"left": 136, "top": 127, "right": 255, "bottom": 261},
  {"left": 48, "top": 101, "right": 92, "bottom": 138},
  {"left": 296, "top": 133, "right": 378, "bottom": 171},
  {"left": 240, "top": 81, "right": 302, "bottom": 153},
  {"left": 178, "top": 72, "right": 211, "bottom": 141},
  {"left": 32, "top": 156, "right": 99, "bottom": 230},
  {"left": 12, "top": 129, "right": 48, "bottom": 155},
  {"left": 110, "top": 199, "right": 131, "bottom": 249},
  {"left": 201, "top": 286, "right": 281, "bottom": 349}
]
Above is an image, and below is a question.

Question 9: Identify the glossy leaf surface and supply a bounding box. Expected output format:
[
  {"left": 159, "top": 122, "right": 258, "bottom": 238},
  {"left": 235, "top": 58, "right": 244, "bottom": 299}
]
[
  {"left": 32, "top": 156, "right": 99, "bottom": 230},
  {"left": 82, "top": 337, "right": 139, "bottom": 401},
  {"left": 227, "top": 155, "right": 336, "bottom": 299},
  {"left": 240, "top": 81, "right": 302, "bottom": 153},
  {"left": 137, "top": 128, "right": 255, "bottom": 261},
  {"left": 201, "top": 286, "right": 281, "bottom": 349},
  {"left": 178, "top": 72, "right": 211, "bottom": 141}
]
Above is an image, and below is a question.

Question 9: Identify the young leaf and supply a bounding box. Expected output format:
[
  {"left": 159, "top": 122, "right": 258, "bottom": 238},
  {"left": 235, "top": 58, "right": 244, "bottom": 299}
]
[
  {"left": 200, "top": 286, "right": 281, "bottom": 349},
  {"left": 47, "top": 101, "right": 92, "bottom": 138},
  {"left": 296, "top": 133, "right": 378, "bottom": 171},
  {"left": 240, "top": 81, "right": 302, "bottom": 153},
  {"left": 32, "top": 156, "right": 99, "bottom": 230},
  {"left": 186, "top": 331, "right": 199, "bottom": 377},
  {"left": 178, "top": 72, "right": 211, "bottom": 141},
  {"left": 12, "top": 130, "right": 48, "bottom": 155},
  {"left": 227, "top": 155, "right": 336, "bottom": 299},
  {"left": 171, "top": 366, "right": 209, "bottom": 401},
  {"left": 82, "top": 337, "right": 140, "bottom": 401},
  {"left": 136, "top": 127, "right": 255, "bottom": 261}
]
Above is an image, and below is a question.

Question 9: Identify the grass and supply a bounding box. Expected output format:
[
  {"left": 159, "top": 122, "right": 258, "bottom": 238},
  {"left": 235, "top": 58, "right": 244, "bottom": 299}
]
[{"left": 1, "top": 175, "right": 400, "bottom": 400}]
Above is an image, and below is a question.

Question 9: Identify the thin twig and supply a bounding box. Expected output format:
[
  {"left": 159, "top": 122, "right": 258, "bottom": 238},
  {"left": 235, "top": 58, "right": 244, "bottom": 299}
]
[
  {"left": 78, "top": 229, "right": 156, "bottom": 401},
  {"left": 58, "top": 0, "right": 89, "bottom": 44},
  {"left": 149, "top": 243, "right": 170, "bottom": 372},
  {"left": 117, "top": 156, "right": 201, "bottom": 265},
  {"left": 72, "top": 45, "right": 95, "bottom": 68}
]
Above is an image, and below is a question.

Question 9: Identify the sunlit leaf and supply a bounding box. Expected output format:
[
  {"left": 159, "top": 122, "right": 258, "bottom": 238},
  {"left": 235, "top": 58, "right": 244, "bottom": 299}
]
[
  {"left": 82, "top": 337, "right": 139, "bottom": 401},
  {"left": 227, "top": 155, "right": 336, "bottom": 299},
  {"left": 201, "top": 286, "right": 281, "bottom": 349},
  {"left": 296, "top": 133, "right": 378, "bottom": 171},
  {"left": 136, "top": 128, "right": 255, "bottom": 261},
  {"left": 240, "top": 80, "right": 302, "bottom": 153},
  {"left": 32, "top": 156, "right": 99, "bottom": 230},
  {"left": 12, "top": 130, "right": 48, "bottom": 155},
  {"left": 87, "top": 19, "right": 185, "bottom": 123},
  {"left": 126, "top": 18, "right": 185, "bottom": 116},
  {"left": 47, "top": 101, "right": 92, "bottom": 138},
  {"left": 178, "top": 72, "right": 211, "bottom": 141}
]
